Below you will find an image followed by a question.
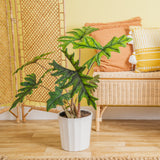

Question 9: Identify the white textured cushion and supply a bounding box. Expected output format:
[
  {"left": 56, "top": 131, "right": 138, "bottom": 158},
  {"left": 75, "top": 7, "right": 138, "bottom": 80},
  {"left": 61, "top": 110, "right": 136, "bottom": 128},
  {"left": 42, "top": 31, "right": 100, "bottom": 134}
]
[{"left": 130, "top": 26, "right": 160, "bottom": 73}]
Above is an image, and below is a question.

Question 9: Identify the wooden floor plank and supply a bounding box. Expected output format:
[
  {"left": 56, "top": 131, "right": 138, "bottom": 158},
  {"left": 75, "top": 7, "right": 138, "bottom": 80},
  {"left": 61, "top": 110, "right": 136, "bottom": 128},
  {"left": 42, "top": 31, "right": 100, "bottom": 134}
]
[{"left": 1, "top": 120, "right": 160, "bottom": 158}]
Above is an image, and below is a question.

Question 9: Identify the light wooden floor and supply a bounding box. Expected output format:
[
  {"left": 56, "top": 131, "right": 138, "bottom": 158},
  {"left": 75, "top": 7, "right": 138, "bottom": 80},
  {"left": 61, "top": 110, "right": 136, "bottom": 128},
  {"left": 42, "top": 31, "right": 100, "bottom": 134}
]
[{"left": 1, "top": 120, "right": 160, "bottom": 159}]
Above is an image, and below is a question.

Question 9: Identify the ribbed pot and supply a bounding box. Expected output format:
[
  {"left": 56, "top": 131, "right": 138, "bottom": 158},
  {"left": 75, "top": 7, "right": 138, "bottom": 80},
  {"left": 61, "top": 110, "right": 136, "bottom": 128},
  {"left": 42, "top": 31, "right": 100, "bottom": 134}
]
[{"left": 58, "top": 110, "right": 92, "bottom": 151}]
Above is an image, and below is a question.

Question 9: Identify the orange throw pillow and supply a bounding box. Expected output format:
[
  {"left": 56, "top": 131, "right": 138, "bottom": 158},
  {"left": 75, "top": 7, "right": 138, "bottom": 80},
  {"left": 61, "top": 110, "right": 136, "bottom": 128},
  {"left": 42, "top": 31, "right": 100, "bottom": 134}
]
[{"left": 85, "top": 17, "right": 142, "bottom": 72}]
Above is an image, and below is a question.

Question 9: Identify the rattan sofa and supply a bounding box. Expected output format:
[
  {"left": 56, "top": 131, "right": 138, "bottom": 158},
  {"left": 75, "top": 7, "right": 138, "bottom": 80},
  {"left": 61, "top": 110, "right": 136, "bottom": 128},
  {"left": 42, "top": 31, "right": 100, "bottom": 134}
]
[{"left": 93, "top": 71, "right": 160, "bottom": 131}]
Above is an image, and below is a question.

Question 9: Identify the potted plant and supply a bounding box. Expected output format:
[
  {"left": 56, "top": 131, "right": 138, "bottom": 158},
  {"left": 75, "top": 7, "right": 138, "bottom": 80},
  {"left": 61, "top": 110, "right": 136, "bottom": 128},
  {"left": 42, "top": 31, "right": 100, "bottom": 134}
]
[{"left": 10, "top": 26, "right": 131, "bottom": 151}]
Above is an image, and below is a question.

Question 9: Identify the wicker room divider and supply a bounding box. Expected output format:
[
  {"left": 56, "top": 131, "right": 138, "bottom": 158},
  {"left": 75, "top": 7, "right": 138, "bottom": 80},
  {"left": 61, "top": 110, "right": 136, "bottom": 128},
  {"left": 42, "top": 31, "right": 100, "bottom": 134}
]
[
  {"left": 1, "top": 0, "right": 66, "bottom": 121},
  {"left": 0, "top": 0, "right": 20, "bottom": 122},
  {"left": 15, "top": 0, "right": 66, "bottom": 121}
]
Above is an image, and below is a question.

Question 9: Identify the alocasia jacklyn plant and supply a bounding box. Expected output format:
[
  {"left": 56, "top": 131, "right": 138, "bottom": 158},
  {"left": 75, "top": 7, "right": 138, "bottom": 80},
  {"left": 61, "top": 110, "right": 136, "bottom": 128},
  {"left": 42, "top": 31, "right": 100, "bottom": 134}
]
[{"left": 10, "top": 26, "right": 132, "bottom": 118}]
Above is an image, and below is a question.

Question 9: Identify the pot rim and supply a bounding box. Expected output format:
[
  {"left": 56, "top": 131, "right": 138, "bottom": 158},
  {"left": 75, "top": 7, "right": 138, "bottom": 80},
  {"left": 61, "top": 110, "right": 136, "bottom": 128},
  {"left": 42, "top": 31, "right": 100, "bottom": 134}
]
[{"left": 58, "top": 109, "right": 93, "bottom": 119}]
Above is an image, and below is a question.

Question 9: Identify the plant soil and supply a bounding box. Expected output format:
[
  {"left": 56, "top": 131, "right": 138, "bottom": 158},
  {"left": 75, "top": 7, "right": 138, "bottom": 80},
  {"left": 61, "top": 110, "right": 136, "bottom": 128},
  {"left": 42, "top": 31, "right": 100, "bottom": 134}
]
[{"left": 60, "top": 110, "right": 91, "bottom": 118}]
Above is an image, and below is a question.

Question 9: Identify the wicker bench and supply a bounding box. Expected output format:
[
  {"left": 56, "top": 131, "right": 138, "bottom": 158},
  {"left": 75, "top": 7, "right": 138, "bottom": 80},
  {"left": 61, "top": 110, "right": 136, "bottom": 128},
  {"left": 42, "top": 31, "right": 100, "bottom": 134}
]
[{"left": 93, "top": 71, "right": 160, "bottom": 131}]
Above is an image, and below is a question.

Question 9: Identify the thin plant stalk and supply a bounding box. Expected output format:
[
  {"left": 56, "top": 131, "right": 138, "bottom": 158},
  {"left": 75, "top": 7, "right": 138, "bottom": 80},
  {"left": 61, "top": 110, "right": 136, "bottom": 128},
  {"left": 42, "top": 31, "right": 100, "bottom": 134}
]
[
  {"left": 39, "top": 85, "right": 52, "bottom": 92},
  {"left": 36, "top": 62, "right": 52, "bottom": 73},
  {"left": 77, "top": 102, "right": 81, "bottom": 118},
  {"left": 61, "top": 105, "right": 72, "bottom": 118},
  {"left": 71, "top": 98, "right": 76, "bottom": 116},
  {"left": 86, "top": 62, "right": 95, "bottom": 75},
  {"left": 76, "top": 49, "right": 81, "bottom": 118},
  {"left": 79, "top": 49, "right": 81, "bottom": 66}
]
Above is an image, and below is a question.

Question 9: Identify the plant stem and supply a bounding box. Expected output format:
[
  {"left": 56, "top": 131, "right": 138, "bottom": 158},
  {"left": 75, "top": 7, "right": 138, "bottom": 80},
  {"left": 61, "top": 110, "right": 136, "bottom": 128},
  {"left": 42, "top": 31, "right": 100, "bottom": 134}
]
[
  {"left": 73, "top": 102, "right": 77, "bottom": 116},
  {"left": 77, "top": 102, "right": 81, "bottom": 118},
  {"left": 74, "top": 96, "right": 78, "bottom": 104},
  {"left": 36, "top": 62, "right": 51, "bottom": 72},
  {"left": 71, "top": 98, "right": 76, "bottom": 116},
  {"left": 61, "top": 105, "right": 72, "bottom": 118},
  {"left": 39, "top": 85, "right": 52, "bottom": 92},
  {"left": 65, "top": 99, "right": 75, "bottom": 117},
  {"left": 79, "top": 49, "right": 81, "bottom": 66},
  {"left": 86, "top": 62, "right": 95, "bottom": 75}
]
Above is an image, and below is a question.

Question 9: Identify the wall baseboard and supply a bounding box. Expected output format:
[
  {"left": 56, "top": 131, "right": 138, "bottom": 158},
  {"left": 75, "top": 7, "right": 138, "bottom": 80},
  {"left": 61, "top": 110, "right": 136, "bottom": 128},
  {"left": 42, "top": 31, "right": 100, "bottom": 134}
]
[{"left": 1, "top": 106, "right": 160, "bottom": 120}]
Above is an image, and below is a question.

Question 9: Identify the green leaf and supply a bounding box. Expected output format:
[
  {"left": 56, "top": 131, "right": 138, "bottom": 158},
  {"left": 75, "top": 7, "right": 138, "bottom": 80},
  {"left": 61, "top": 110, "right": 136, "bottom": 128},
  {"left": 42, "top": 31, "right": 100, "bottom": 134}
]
[
  {"left": 89, "top": 75, "right": 100, "bottom": 93},
  {"left": 49, "top": 60, "right": 98, "bottom": 109},
  {"left": 50, "top": 60, "right": 75, "bottom": 86},
  {"left": 10, "top": 70, "right": 50, "bottom": 110},
  {"left": 58, "top": 26, "right": 99, "bottom": 50},
  {"left": 72, "top": 36, "right": 103, "bottom": 49},
  {"left": 37, "top": 68, "right": 53, "bottom": 84},
  {"left": 10, "top": 74, "right": 40, "bottom": 110},
  {"left": 61, "top": 49, "right": 84, "bottom": 71},
  {"left": 84, "top": 35, "right": 132, "bottom": 69},
  {"left": 46, "top": 86, "right": 71, "bottom": 111},
  {"left": 14, "top": 52, "right": 53, "bottom": 74}
]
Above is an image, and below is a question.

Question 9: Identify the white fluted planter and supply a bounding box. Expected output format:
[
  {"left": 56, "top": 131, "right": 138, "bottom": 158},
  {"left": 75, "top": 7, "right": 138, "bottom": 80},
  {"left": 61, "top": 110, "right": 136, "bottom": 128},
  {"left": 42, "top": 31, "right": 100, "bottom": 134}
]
[{"left": 58, "top": 110, "right": 92, "bottom": 151}]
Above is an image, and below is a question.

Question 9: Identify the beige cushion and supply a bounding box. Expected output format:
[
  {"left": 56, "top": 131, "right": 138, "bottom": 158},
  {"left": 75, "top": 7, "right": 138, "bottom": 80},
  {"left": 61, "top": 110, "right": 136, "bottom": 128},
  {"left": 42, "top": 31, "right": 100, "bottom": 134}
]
[{"left": 93, "top": 71, "right": 160, "bottom": 79}]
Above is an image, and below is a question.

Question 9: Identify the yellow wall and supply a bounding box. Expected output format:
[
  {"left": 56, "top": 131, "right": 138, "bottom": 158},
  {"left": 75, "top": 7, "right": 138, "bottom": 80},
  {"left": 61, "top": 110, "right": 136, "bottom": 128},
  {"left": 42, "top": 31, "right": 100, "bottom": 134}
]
[{"left": 65, "top": 0, "right": 160, "bottom": 29}]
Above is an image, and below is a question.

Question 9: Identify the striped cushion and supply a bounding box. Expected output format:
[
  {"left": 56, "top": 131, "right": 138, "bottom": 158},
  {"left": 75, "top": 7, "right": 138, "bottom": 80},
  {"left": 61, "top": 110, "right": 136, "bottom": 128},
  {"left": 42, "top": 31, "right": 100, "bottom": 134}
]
[{"left": 130, "top": 26, "right": 160, "bottom": 72}]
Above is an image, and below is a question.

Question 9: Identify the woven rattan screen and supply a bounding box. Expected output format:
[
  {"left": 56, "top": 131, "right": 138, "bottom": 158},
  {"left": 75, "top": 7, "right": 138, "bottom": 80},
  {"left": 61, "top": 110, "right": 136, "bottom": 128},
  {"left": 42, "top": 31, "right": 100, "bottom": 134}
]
[
  {"left": 0, "top": 0, "right": 15, "bottom": 106},
  {"left": 15, "top": 0, "right": 65, "bottom": 106}
]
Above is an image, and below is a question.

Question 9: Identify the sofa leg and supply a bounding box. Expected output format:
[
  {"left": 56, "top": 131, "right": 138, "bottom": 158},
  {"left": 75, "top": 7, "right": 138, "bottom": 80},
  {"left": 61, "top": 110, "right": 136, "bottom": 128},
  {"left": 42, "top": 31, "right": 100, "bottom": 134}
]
[
  {"left": 96, "top": 105, "right": 108, "bottom": 131},
  {"left": 96, "top": 106, "right": 101, "bottom": 131}
]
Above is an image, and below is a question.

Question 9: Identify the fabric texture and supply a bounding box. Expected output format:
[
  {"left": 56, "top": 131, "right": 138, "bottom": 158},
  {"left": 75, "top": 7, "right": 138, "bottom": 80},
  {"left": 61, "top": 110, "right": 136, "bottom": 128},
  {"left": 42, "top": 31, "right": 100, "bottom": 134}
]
[
  {"left": 85, "top": 17, "right": 142, "bottom": 72},
  {"left": 130, "top": 26, "right": 160, "bottom": 73}
]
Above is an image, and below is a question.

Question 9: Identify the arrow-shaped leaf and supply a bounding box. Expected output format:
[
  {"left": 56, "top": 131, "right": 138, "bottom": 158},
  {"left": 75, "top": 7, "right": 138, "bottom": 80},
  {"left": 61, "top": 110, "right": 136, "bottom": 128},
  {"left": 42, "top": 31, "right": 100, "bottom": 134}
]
[
  {"left": 10, "top": 74, "right": 39, "bottom": 110},
  {"left": 50, "top": 60, "right": 98, "bottom": 109},
  {"left": 72, "top": 36, "right": 103, "bottom": 49},
  {"left": 84, "top": 35, "right": 132, "bottom": 69},
  {"left": 10, "top": 69, "right": 51, "bottom": 110},
  {"left": 58, "top": 26, "right": 99, "bottom": 50},
  {"left": 46, "top": 86, "right": 71, "bottom": 111}
]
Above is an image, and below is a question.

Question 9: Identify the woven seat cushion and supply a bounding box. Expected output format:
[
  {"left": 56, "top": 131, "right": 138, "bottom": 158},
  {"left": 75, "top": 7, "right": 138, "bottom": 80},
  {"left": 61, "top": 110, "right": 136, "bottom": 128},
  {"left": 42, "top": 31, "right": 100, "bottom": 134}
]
[{"left": 93, "top": 71, "right": 160, "bottom": 79}]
